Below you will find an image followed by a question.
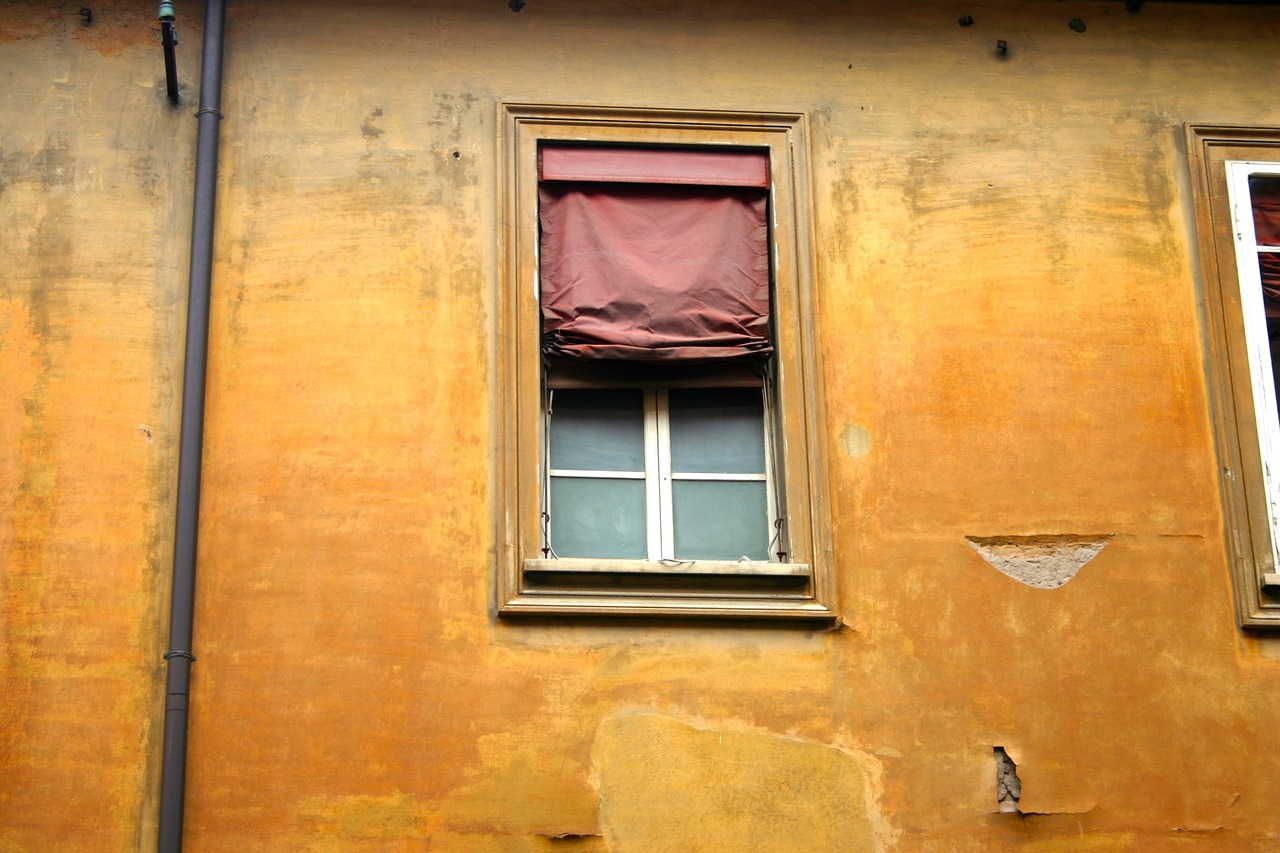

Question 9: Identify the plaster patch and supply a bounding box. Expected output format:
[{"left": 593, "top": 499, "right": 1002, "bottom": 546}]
[
  {"left": 839, "top": 422, "right": 871, "bottom": 458},
  {"left": 296, "top": 791, "right": 437, "bottom": 840},
  {"left": 965, "top": 534, "right": 1113, "bottom": 589},
  {"left": 593, "top": 712, "right": 886, "bottom": 853}
]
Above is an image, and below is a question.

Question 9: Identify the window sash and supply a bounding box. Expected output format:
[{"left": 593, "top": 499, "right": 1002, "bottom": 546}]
[
  {"left": 1227, "top": 161, "right": 1280, "bottom": 575},
  {"left": 546, "top": 388, "right": 777, "bottom": 562}
]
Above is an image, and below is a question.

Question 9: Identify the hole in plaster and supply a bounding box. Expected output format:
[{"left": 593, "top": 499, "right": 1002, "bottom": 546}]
[
  {"left": 994, "top": 746, "right": 1021, "bottom": 813},
  {"left": 966, "top": 534, "right": 1113, "bottom": 589}
]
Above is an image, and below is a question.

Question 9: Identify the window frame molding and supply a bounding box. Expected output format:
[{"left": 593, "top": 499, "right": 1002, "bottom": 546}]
[
  {"left": 495, "top": 103, "right": 836, "bottom": 620},
  {"left": 1186, "top": 123, "right": 1280, "bottom": 629}
]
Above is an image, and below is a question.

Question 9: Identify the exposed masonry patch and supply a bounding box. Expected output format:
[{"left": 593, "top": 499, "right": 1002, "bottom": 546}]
[
  {"left": 994, "top": 747, "right": 1021, "bottom": 813},
  {"left": 966, "top": 534, "right": 1113, "bottom": 589}
]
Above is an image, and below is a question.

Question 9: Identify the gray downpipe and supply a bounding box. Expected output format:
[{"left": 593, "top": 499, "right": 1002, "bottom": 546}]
[{"left": 158, "top": 1, "right": 225, "bottom": 851}]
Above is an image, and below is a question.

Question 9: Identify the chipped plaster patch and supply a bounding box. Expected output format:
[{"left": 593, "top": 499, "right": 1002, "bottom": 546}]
[
  {"left": 593, "top": 711, "right": 891, "bottom": 853},
  {"left": 966, "top": 534, "right": 1113, "bottom": 589},
  {"left": 839, "top": 422, "right": 871, "bottom": 458}
]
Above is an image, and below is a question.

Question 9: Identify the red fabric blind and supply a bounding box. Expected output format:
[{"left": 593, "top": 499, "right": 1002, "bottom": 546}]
[
  {"left": 539, "top": 147, "right": 772, "bottom": 363},
  {"left": 1251, "top": 177, "right": 1280, "bottom": 317},
  {"left": 540, "top": 146, "right": 769, "bottom": 187}
]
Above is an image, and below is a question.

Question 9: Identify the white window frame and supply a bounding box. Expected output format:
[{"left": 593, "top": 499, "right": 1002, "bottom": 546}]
[
  {"left": 545, "top": 387, "right": 778, "bottom": 563},
  {"left": 1226, "top": 161, "right": 1280, "bottom": 587}
]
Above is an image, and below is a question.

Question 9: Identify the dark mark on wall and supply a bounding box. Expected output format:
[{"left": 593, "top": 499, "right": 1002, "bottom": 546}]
[
  {"left": 958, "top": 15, "right": 974, "bottom": 26},
  {"left": 537, "top": 831, "right": 603, "bottom": 841},
  {"left": 1068, "top": 18, "right": 1086, "bottom": 33},
  {"left": 361, "top": 107, "right": 384, "bottom": 139}
]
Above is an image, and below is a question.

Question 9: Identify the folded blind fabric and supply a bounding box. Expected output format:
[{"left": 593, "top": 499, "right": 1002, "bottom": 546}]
[{"left": 539, "top": 146, "right": 772, "bottom": 363}]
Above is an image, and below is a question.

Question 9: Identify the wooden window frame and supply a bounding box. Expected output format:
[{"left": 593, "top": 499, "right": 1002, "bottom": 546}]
[
  {"left": 496, "top": 104, "right": 836, "bottom": 620},
  {"left": 1186, "top": 124, "right": 1280, "bottom": 628}
]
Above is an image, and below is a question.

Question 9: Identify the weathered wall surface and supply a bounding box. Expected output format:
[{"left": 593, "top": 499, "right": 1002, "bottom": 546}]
[
  {"left": 0, "top": 3, "right": 196, "bottom": 851},
  {"left": 4, "top": 1, "right": 1280, "bottom": 851}
]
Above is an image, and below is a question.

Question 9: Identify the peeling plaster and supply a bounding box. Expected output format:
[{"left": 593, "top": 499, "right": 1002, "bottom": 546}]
[{"left": 966, "top": 534, "right": 1113, "bottom": 589}]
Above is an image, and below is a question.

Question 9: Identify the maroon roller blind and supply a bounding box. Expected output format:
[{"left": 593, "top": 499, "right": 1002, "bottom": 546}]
[
  {"left": 539, "top": 146, "right": 772, "bottom": 363},
  {"left": 540, "top": 146, "right": 769, "bottom": 187},
  {"left": 1253, "top": 177, "right": 1280, "bottom": 316}
]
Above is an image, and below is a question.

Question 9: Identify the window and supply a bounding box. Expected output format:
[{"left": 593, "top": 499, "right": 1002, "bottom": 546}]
[
  {"left": 497, "top": 105, "right": 835, "bottom": 619},
  {"left": 548, "top": 387, "right": 775, "bottom": 563},
  {"left": 1187, "top": 125, "right": 1280, "bottom": 628}
]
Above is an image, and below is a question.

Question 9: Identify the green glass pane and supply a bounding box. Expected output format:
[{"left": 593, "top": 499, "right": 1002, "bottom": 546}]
[
  {"left": 550, "top": 389, "right": 645, "bottom": 472},
  {"left": 550, "top": 476, "right": 647, "bottom": 559},
  {"left": 668, "top": 388, "right": 765, "bottom": 474},
  {"left": 672, "top": 480, "right": 769, "bottom": 561}
]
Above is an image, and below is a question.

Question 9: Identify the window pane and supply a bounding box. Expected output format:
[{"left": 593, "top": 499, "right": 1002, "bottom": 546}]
[
  {"left": 672, "top": 480, "right": 769, "bottom": 561},
  {"left": 668, "top": 388, "right": 765, "bottom": 474},
  {"left": 550, "top": 476, "right": 647, "bottom": 559},
  {"left": 1260, "top": 250, "right": 1280, "bottom": 315},
  {"left": 550, "top": 389, "right": 645, "bottom": 471},
  {"left": 1249, "top": 175, "right": 1280, "bottom": 246}
]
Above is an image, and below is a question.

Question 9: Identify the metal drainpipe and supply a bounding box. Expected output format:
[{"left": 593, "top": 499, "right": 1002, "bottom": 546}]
[{"left": 157, "top": 1, "right": 225, "bottom": 851}]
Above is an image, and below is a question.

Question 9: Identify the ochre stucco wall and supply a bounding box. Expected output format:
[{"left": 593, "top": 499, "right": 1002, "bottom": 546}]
[
  {"left": 0, "top": 3, "right": 196, "bottom": 850},
  {"left": 4, "top": 1, "right": 1280, "bottom": 851}
]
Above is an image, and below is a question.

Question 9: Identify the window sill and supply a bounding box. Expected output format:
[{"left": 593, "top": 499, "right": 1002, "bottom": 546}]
[
  {"left": 499, "top": 558, "right": 837, "bottom": 621},
  {"left": 525, "top": 558, "right": 812, "bottom": 577}
]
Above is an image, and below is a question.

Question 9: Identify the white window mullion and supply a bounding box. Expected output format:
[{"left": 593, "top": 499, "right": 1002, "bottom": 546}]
[
  {"left": 762, "top": 408, "right": 779, "bottom": 562},
  {"left": 1227, "top": 161, "right": 1280, "bottom": 564},
  {"left": 654, "top": 389, "right": 675, "bottom": 560},
  {"left": 762, "top": 375, "right": 783, "bottom": 562},
  {"left": 643, "top": 389, "right": 665, "bottom": 561}
]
